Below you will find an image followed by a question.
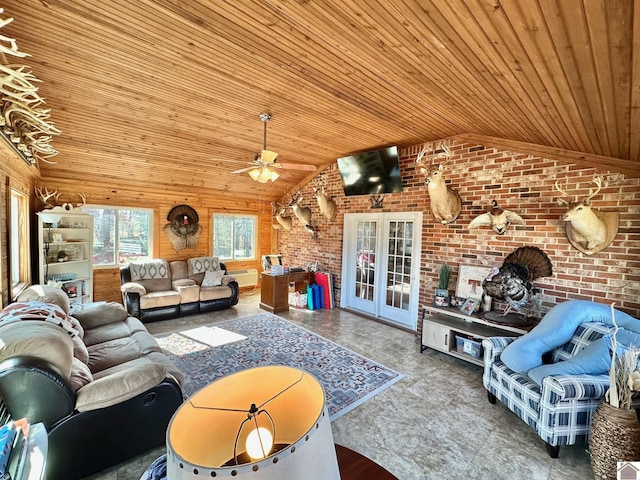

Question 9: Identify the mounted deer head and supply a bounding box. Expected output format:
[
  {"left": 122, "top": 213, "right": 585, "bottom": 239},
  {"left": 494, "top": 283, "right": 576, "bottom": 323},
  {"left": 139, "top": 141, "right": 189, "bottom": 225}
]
[
  {"left": 270, "top": 201, "right": 292, "bottom": 230},
  {"left": 288, "top": 192, "right": 315, "bottom": 234},
  {"left": 312, "top": 176, "right": 337, "bottom": 222},
  {"left": 554, "top": 176, "right": 618, "bottom": 254},
  {"left": 416, "top": 142, "right": 462, "bottom": 224},
  {"left": 468, "top": 200, "right": 524, "bottom": 235}
]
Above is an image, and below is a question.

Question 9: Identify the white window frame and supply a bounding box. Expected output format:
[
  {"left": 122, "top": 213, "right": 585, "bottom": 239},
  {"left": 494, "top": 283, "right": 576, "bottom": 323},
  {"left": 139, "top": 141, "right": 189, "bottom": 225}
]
[
  {"left": 10, "top": 188, "right": 30, "bottom": 298},
  {"left": 85, "top": 205, "right": 154, "bottom": 268},
  {"left": 212, "top": 214, "right": 257, "bottom": 261}
]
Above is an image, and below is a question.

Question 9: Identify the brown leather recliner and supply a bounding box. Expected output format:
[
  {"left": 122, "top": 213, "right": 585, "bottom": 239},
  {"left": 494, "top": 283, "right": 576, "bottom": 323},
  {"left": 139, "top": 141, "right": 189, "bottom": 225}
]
[{"left": 0, "top": 286, "right": 185, "bottom": 480}]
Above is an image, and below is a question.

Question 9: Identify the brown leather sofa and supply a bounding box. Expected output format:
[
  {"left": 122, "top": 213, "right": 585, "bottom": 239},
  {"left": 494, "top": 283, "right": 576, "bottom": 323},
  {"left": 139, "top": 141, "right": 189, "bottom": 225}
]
[
  {"left": 120, "top": 256, "right": 239, "bottom": 322},
  {"left": 0, "top": 285, "right": 184, "bottom": 480}
]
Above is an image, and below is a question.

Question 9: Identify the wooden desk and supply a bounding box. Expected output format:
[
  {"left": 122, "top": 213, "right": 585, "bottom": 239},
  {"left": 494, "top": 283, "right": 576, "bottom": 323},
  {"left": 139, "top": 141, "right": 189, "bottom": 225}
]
[{"left": 259, "top": 271, "right": 311, "bottom": 313}]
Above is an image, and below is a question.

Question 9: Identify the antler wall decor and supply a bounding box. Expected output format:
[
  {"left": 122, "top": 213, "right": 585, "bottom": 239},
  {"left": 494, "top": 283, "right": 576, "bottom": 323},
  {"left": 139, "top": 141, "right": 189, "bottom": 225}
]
[
  {"left": 554, "top": 176, "right": 618, "bottom": 255},
  {"left": 35, "top": 186, "right": 86, "bottom": 213},
  {"left": 416, "top": 142, "right": 462, "bottom": 224},
  {"left": 0, "top": 9, "right": 59, "bottom": 165},
  {"left": 312, "top": 175, "right": 337, "bottom": 222}
]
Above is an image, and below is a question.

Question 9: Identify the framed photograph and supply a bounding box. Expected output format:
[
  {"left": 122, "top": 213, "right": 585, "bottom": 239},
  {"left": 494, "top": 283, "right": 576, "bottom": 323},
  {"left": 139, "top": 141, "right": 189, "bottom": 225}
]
[
  {"left": 433, "top": 288, "right": 450, "bottom": 307},
  {"left": 455, "top": 265, "right": 494, "bottom": 300},
  {"left": 450, "top": 296, "right": 465, "bottom": 307},
  {"left": 460, "top": 298, "right": 479, "bottom": 316},
  {"left": 52, "top": 233, "right": 63, "bottom": 243}
]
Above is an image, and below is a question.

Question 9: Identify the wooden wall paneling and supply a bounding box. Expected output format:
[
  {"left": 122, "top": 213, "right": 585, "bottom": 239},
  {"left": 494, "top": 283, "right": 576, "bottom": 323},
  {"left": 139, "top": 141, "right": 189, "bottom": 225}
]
[{"left": 36, "top": 179, "right": 273, "bottom": 302}]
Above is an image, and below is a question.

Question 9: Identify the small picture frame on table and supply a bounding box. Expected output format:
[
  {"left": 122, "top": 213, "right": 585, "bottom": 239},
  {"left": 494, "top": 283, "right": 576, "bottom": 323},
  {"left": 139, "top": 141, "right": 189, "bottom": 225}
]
[
  {"left": 433, "top": 288, "right": 450, "bottom": 307},
  {"left": 450, "top": 296, "right": 465, "bottom": 307},
  {"left": 460, "top": 298, "right": 479, "bottom": 316}
]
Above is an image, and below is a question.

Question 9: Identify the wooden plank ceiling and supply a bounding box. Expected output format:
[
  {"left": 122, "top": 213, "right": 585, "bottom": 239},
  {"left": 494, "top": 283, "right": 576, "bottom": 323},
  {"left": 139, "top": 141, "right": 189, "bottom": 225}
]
[{"left": 4, "top": 0, "right": 639, "bottom": 202}]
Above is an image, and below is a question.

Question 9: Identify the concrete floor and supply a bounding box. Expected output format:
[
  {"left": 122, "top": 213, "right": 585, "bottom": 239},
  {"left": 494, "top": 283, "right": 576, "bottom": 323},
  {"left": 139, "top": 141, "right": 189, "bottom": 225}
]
[{"left": 84, "top": 290, "right": 595, "bottom": 480}]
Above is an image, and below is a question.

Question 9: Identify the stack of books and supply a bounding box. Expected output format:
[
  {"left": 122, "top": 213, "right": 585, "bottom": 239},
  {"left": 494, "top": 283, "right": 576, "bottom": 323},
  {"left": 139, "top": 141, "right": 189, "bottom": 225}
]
[{"left": 0, "top": 419, "right": 30, "bottom": 480}]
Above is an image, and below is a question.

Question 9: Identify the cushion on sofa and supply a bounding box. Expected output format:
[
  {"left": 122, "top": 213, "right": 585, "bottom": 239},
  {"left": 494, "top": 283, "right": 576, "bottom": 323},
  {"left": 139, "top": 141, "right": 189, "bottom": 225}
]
[
  {"left": 0, "top": 321, "right": 74, "bottom": 377},
  {"left": 501, "top": 300, "right": 640, "bottom": 374},
  {"left": 139, "top": 291, "right": 181, "bottom": 310},
  {"left": 188, "top": 256, "right": 220, "bottom": 275},
  {"left": 202, "top": 270, "right": 225, "bottom": 287},
  {"left": 132, "top": 330, "right": 163, "bottom": 355},
  {"left": 125, "top": 316, "right": 147, "bottom": 335},
  {"left": 130, "top": 260, "right": 173, "bottom": 293},
  {"left": 72, "top": 301, "right": 130, "bottom": 330},
  {"left": 174, "top": 284, "right": 200, "bottom": 303},
  {"left": 199, "top": 285, "right": 233, "bottom": 302},
  {"left": 75, "top": 362, "right": 167, "bottom": 411},
  {"left": 87, "top": 336, "right": 142, "bottom": 373},
  {"left": 69, "top": 356, "right": 94, "bottom": 391},
  {"left": 82, "top": 322, "right": 132, "bottom": 347},
  {"left": 17, "top": 285, "right": 71, "bottom": 314},
  {"left": 130, "top": 260, "right": 170, "bottom": 282},
  {"left": 527, "top": 328, "right": 640, "bottom": 385},
  {"left": 169, "top": 261, "right": 189, "bottom": 282}
]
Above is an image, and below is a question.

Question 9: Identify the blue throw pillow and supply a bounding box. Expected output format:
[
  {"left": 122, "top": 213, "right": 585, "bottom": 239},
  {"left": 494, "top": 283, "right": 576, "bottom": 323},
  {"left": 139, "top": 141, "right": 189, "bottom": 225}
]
[
  {"left": 500, "top": 300, "right": 640, "bottom": 374},
  {"left": 527, "top": 329, "right": 640, "bottom": 385}
]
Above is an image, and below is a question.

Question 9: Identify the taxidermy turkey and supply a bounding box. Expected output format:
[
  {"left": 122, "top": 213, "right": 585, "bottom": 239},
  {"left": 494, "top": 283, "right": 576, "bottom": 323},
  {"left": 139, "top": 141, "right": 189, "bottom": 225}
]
[{"left": 482, "top": 246, "right": 553, "bottom": 316}]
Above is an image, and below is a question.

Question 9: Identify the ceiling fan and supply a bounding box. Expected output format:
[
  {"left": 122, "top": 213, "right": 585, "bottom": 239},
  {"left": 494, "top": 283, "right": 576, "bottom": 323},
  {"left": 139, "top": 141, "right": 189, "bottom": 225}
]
[{"left": 231, "top": 113, "right": 316, "bottom": 183}]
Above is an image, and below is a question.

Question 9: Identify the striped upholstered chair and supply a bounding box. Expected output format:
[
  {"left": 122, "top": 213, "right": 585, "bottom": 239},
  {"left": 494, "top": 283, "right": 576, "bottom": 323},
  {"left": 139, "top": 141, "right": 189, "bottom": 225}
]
[{"left": 481, "top": 301, "right": 626, "bottom": 458}]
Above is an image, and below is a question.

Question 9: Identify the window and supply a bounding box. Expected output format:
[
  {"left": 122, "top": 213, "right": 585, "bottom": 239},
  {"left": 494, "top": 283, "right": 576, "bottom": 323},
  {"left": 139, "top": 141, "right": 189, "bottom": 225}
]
[
  {"left": 10, "top": 189, "right": 29, "bottom": 294},
  {"left": 84, "top": 206, "right": 153, "bottom": 266},
  {"left": 213, "top": 214, "right": 256, "bottom": 261}
]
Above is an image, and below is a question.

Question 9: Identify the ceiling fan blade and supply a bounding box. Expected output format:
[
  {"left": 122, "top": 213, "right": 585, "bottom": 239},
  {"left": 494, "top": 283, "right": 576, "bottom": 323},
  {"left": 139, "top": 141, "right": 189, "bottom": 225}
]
[
  {"left": 231, "top": 166, "right": 255, "bottom": 174},
  {"left": 273, "top": 162, "right": 317, "bottom": 171}
]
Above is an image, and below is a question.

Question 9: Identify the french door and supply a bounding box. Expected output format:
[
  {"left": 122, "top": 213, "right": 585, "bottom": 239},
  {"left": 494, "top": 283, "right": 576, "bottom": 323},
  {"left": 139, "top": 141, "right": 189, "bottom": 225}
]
[{"left": 341, "top": 212, "right": 422, "bottom": 330}]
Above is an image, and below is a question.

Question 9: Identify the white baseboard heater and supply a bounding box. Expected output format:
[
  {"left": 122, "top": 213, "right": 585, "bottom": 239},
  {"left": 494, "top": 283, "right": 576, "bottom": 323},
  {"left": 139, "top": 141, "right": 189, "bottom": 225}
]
[{"left": 227, "top": 268, "right": 259, "bottom": 288}]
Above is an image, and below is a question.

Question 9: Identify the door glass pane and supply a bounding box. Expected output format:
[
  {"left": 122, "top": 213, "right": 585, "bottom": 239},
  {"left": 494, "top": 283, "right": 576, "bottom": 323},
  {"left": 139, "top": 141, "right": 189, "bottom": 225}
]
[
  {"left": 355, "top": 220, "right": 376, "bottom": 301},
  {"left": 385, "top": 220, "right": 413, "bottom": 311}
]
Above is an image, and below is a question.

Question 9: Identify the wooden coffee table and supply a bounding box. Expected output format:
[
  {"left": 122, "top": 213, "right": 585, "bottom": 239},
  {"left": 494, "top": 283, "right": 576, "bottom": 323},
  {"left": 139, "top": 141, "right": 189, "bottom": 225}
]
[{"left": 336, "top": 444, "right": 398, "bottom": 479}]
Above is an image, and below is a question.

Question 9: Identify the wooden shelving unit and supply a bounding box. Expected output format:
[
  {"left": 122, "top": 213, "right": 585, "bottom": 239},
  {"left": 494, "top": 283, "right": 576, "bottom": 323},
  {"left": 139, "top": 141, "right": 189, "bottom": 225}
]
[
  {"left": 420, "top": 305, "right": 528, "bottom": 366},
  {"left": 37, "top": 211, "right": 94, "bottom": 306}
]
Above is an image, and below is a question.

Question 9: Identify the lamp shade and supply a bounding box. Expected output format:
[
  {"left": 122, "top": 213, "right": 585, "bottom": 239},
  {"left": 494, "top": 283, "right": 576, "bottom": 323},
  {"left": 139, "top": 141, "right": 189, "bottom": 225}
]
[{"left": 166, "top": 366, "right": 340, "bottom": 479}]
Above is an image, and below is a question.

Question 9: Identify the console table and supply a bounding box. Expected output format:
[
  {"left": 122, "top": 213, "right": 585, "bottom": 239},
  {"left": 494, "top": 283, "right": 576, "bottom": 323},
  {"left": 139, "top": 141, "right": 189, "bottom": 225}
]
[
  {"left": 421, "top": 305, "right": 533, "bottom": 366},
  {"left": 259, "top": 271, "right": 311, "bottom": 313}
]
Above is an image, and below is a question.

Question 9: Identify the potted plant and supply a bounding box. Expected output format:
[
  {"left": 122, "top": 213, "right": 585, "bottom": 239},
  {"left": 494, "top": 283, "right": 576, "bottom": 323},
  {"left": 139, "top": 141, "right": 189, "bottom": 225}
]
[
  {"left": 590, "top": 304, "right": 640, "bottom": 479},
  {"left": 434, "top": 264, "right": 451, "bottom": 307}
]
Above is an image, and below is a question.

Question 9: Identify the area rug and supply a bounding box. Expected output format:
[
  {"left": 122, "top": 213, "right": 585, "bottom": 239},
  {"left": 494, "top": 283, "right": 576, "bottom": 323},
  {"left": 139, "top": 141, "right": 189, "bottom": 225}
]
[{"left": 156, "top": 313, "right": 404, "bottom": 420}]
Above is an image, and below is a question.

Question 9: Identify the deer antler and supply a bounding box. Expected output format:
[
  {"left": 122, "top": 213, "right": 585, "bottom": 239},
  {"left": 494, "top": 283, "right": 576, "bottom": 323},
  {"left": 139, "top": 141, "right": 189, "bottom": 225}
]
[
  {"left": 554, "top": 181, "right": 575, "bottom": 201},
  {"left": 587, "top": 176, "right": 602, "bottom": 200},
  {"left": 76, "top": 193, "right": 86, "bottom": 207},
  {"left": 416, "top": 142, "right": 451, "bottom": 168},
  {"left": 35, "top": 186, "right": 60, "bottom": 208}
]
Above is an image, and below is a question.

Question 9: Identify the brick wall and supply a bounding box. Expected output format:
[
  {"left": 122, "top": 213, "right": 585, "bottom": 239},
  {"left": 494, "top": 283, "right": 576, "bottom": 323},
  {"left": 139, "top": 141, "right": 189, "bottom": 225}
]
[{"left": 278, "top": 139, "right": 640, "bottom": 330}]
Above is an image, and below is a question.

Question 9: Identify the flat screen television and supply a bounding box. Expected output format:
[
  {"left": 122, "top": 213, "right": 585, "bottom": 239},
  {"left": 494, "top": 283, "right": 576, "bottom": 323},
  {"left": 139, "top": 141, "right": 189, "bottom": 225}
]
[{"left": 337, "top": 146, "right": 403, "bottom": 196}]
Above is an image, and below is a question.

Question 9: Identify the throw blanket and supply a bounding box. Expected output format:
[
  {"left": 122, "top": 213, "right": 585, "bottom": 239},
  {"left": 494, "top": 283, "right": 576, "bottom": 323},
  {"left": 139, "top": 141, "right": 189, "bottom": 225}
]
[{"left": 0, "top": 301, "right": 83, "bottom": 338}]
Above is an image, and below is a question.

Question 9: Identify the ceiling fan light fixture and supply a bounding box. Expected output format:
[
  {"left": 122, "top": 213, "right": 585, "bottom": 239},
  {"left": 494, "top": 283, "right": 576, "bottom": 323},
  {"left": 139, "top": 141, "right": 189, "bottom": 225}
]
[
  {"left": 248, "top": 168, "right": 262, "bottom": 182},
  {"left": 260, "top": 149, "right": 278, "bottom": 164}
]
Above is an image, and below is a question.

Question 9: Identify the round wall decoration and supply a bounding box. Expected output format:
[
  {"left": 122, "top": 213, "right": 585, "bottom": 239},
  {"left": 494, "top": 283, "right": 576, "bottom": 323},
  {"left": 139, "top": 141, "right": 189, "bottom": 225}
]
[{"left": 163, "top": 204, "right": 202, "bottom": 252}]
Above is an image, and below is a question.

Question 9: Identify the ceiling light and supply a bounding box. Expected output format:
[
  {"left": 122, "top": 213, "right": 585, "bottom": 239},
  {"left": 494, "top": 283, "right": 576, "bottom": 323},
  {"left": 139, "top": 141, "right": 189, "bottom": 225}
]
[{"left": 249, "top": 166, "right": 280, "bottom": 183}]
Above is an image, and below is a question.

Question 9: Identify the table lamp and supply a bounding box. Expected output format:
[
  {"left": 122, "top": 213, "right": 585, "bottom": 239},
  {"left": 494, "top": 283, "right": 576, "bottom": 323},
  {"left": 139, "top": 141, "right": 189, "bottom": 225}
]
[{"left": 166, "top": 365, "right": 341, "bottom": 479}]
